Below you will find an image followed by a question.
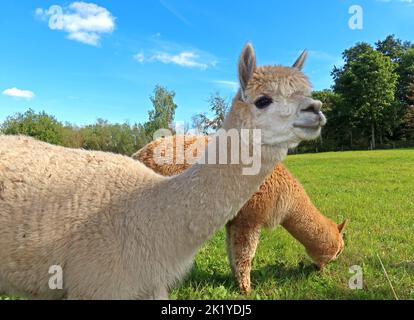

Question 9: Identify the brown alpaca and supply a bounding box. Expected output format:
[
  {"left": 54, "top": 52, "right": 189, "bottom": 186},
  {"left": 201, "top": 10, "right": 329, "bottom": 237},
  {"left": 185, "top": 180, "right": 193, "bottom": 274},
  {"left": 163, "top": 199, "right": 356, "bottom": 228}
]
[{"left": 133, "top": 135, "right": 347, "bottom": 294}]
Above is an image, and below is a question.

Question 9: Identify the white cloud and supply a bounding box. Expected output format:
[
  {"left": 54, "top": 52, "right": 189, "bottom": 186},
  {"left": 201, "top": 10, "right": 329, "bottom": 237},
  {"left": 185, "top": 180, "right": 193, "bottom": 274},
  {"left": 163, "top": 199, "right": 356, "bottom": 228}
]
[
  {"left": 2, "top": 88, "right": 35, "bottom": 100},
  {"left": 134, "top": 53, "right": 145, "bottom": 63},
  {"left": 68, "top": 31, "right": 100, "bottom": 46},
  {"left": 36, "top": 2, "right": 116, "bottom": 46},
  {"left": 135, "top": 50, "right": 216, "bottom": 70},
  {"left": 151, "top": 51, "right": 210, "bottom": 69},
  {"left": 35, "top": 8, "right": 46, "bottom": 17},
  {"left": 133, "top": 35, "right": 217, "bottom": 70},
  {"left": 213, "top": 80, "right": 239, "bottom": 92}
]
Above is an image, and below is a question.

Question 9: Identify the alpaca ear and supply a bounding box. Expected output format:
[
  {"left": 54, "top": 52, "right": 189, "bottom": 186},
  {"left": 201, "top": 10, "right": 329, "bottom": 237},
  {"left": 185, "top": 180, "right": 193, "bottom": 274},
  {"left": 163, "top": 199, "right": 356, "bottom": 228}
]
[
  {"left": 292, "top": 50, "right": 308, "bottom": 70},
  {"left": 337, "top": 219, "right": 348, "bottom": 235},
  {"left": 238, "top": 43, "right": 257, "bottom": 97}
]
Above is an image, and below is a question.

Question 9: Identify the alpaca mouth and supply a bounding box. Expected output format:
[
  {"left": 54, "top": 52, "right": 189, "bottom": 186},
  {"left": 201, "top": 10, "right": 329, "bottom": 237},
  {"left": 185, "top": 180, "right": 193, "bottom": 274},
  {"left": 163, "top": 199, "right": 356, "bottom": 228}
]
[
  {"left": 293, "top": 123, "right": 321, "bottom": 130},
  {"left": 294, "top": 112, "right": 327, "bottom": 130}
]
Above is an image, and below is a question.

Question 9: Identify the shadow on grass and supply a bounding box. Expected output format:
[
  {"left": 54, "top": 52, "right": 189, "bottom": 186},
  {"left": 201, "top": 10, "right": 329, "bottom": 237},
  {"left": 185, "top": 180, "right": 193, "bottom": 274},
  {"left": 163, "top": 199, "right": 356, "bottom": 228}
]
[
  {"left": 181, "top": 260, "right": 318, "bottom": 291},
  {"left": 181, "top": 264, "right": 236, "bottom": 290},
  {"left": 391, "top": 261, "right": 414, "bottom": 273},
  {"left": 251, "top": 261, "right": 317, "bottom": 287}
]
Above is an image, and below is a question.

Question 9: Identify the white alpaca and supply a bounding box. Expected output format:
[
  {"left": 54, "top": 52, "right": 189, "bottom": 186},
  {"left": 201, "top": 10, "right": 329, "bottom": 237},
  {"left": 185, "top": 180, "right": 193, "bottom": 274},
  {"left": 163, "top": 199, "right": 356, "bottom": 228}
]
[{"left": 0, "top": 44, "right": 326, "bottom": 299}]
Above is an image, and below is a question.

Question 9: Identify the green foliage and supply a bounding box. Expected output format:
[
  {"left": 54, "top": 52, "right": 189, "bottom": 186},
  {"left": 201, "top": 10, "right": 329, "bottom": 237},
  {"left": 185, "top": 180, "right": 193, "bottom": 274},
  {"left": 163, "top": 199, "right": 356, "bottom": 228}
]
[
  {"left": 0, "top": 109, "right": 65, "bottom": 145},
  {"left": 79, "top": 120, "right": 145, "bottom": 156},
  {"left": 375, "top": 35, "right": 406, "bottom": 62},
  {"left": 192, "top": 92, "right": 229, "bottom": 134},
  {"left": 293, "top": 35, "right": 414, "bottom": 152},
  {"left": 0, "top": 85, "right": 179, "bottom": 156},
  {"left": 0, "top": 110, "right": 148, "bottom": 156},
  {"left": 312, "top": 90, "right": 338, "bottom": 113},
  {"left": 333, "top": 45, "right": 398, "bottom": 149},
  {"left": 144, "top": 85, "right": 177, "bottom": 141},
  {"left": 403, "top": 107, "right": 414, "bottom": 140},
  {"left": 396, "top": 49, "right": 414, "bottom": 107},
  {"left": 297, "top": 90, "right": 345, "bottom": 153}
]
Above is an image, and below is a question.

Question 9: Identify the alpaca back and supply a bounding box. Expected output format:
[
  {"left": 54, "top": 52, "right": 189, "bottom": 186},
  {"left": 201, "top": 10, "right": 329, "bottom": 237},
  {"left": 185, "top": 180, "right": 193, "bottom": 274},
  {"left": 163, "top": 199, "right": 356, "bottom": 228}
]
[{"left": 0, "top": 135, "right": 166, "bottom": 298}]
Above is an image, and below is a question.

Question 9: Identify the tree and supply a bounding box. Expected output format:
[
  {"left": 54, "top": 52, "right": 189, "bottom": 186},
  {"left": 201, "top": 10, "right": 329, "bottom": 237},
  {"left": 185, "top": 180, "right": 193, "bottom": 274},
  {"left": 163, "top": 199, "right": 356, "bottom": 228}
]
[
  {"left": 144, "top": 85, "right": 177, "bottom": 141},
  {"left": 334, "top": 47, "right": 398, "bottom": 149},
  {"left": 332, "top": 42, "right": 373, "bottom": 87},
  {"left": 61, "top": 123, "right": 84, "bottom": 149},
  {"left": 401, "top": 82, "right": 414, "bottom": 141},
  {"left": 80, "top": 119, "right": 113, "bottom": 152},
  {"left": 109, "top": 122, "right": 147, "bottom": 156},
  {"left": 339, "top": 42, "right": 373, "bottom": 65},
  {"left": 403, "top": 106, "right": 414, "bottom": 140},
  {"left": 312, "top": 90, "right": 338, "bottom": 114},
  {"left": 131, "top": 123, "right": 149, "bottom": 152},
  {"left": 79, "top": 119, "right": 146, "bottom": 156},
  {"left": 376, "top": 35, "right": 405, "bottom": 63},
  {"left": 408, "top": 82, "right": 414, "bottom": 106},
  {"left": 191, "top": 113, "right": 209, "bottom": 134},
  {"left": 376, "top": 36, "right": 414, "bottom": 142},
  {"left": 0, "top": 109, "right": 64, "bottom": 145},
  {"left": 396, "top": 49, "right": 414, "bottom": 107},
  {"left": 192, "top": 92, "right": 230, "bottom": 134},
  {"left": 311, "top": 90, "right": 352, "bottom": 150}
]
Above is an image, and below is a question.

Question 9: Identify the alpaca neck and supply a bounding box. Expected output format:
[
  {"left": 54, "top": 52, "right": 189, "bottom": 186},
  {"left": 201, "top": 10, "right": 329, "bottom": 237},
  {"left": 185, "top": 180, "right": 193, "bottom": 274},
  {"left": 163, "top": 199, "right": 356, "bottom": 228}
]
[
  {"left": 282, "top": 192, "right": 339, "bottom": 254},
  {"left": 162, "top": 101, "right": 288, "bottom": 253},
  {"left": 170, "top": 144, "right": 286, "bottom": 248}
]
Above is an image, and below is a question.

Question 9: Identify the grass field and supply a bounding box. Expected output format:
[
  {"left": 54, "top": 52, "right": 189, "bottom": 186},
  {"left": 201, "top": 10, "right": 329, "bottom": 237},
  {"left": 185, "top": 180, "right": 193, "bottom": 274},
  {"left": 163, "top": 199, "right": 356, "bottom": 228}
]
[
  {"left": 1, "top": 149, "right": 414, "bottom": 300},
  {"left": 171, "top": 149, "right": 414, "bottom": 300}
]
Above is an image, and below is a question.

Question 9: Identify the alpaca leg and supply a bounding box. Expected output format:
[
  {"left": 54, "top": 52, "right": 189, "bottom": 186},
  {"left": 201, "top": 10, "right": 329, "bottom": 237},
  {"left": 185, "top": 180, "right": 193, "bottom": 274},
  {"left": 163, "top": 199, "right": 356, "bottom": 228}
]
[
  {"left": 227, "top": 223, "right": 260, "bottom": 295},
  {"left": 225, "top": 223, "right": 236, "bottom": 276}
]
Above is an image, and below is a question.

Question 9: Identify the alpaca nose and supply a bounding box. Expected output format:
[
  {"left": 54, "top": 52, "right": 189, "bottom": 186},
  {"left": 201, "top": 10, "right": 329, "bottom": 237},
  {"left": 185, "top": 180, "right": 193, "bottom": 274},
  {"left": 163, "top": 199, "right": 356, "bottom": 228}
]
[{"left": 301, "top": 100, "right": 322, "bottom": 114}]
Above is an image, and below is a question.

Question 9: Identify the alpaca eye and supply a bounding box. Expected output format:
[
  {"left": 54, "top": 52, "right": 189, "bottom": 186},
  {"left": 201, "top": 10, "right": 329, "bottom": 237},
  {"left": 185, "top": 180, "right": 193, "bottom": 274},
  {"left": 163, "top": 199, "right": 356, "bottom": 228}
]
[{"left": 254, "top": 96, "right": 273, "bottom": 109}]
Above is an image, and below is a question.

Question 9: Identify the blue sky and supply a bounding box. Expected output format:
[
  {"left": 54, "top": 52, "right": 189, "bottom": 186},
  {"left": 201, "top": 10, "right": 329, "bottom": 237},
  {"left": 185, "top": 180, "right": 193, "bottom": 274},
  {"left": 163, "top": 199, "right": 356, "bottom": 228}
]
[{"left": 0, "top": 0, "right": 413, "bottom": 125}]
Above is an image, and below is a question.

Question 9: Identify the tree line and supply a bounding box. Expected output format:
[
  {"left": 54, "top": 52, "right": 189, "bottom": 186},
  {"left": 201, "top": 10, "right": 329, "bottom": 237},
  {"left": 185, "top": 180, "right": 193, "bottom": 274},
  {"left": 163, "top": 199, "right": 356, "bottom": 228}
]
[
  {"left": 303, "top": 35, "right": 414, "bottom": 152},
  {"left": 0, "top": 85, "right": 177, "bottom": 156},
  {"left": 193, "top": 35, "right": 414, "bottom": 152},
  {"left": 1, "top": 35, "right": 413, "bottom": 155}
]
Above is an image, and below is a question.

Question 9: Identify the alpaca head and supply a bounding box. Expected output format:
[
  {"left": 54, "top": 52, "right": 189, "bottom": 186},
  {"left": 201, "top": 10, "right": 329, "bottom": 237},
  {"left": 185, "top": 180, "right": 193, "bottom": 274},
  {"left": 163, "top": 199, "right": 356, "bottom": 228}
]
[
  {"left": 226, "top": 43, "right": 326, "bottom": 149},
  {"left": 309, "top": 219, "right": 348, "bottom": 270}
]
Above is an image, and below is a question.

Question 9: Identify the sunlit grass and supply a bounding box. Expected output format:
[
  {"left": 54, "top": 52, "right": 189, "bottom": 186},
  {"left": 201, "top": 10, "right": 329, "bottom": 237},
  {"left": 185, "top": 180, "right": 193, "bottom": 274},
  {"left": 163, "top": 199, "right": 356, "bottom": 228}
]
[{"left": 171, "top": 149, "right": 414, "bottom": 300}]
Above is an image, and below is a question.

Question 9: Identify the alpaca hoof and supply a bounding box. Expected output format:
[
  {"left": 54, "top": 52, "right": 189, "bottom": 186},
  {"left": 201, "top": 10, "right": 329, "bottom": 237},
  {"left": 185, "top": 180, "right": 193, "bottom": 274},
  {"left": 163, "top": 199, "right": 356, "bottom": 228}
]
[
  {"left": 313, "top": 263, "right": 325, "bottom": 271},
  {"left": 241, "top": 288, "right": 252, "bottom": 296},
  {"left": 239, "top": 285, "right": 252, "bottom": 295}
]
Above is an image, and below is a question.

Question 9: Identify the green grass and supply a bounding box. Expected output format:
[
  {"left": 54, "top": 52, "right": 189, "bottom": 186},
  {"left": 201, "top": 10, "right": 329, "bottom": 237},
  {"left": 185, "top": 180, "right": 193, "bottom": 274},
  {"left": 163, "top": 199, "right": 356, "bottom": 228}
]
[
  {"left": 171, "top": 149, "right": 414, "bottom": 300},
  {"left": 2, "top": 149, "right": 414, "bottom": 300}
]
